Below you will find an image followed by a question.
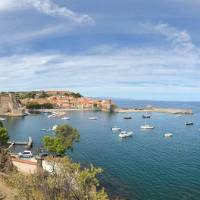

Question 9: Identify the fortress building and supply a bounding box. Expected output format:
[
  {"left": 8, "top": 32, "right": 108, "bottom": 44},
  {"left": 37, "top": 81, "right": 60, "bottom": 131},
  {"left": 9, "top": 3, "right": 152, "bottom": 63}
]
[{"left": 0, "top": 93, "right": 25, "bottom": 116}]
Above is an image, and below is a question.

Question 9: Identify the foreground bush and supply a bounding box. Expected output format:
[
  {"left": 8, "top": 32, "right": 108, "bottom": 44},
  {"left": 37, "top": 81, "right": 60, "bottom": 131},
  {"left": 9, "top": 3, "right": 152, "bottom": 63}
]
[{"left": 7, "top": 157, "right": 109, "bottom": 200}]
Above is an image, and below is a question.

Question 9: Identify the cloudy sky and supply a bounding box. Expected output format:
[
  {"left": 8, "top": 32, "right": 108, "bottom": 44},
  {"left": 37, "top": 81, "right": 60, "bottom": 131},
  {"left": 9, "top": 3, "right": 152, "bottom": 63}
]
[{"left": 0, "top": 0, "right": 200, "bottom": 101}]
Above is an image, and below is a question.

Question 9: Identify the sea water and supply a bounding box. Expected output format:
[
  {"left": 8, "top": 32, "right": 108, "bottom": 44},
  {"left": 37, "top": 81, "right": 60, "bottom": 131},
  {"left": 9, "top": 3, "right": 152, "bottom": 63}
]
[{"left": 3, "top": 100, "right": 200, "bottom": 200}]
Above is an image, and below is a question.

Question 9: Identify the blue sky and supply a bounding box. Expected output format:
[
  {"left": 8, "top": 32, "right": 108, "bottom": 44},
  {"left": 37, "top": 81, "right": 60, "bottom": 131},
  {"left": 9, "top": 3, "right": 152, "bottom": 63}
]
[{"left": 0, "top": 0, "right": 200, "bottom": 101}]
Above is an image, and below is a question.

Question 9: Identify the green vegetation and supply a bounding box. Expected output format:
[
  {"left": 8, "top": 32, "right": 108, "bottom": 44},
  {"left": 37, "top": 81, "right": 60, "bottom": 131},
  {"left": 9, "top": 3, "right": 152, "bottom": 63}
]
[
  {"left": 15, "top": 91, "right": 37, "bottom": 99},
  {"left": 0, "top": 121, "right": 3, "bottom": 128},
  {"left": 0, "top": 127, "right": 9, "bottom": 147},
  {"left": 15, "top": 91, "right": 49, "bottom": 100},
  {"left": 7, "top": 157, "right": 108, "bottom": 200},
  {"left": 26, "top": 102, "right": 54, "bottom": 109},
  {"left": 15, "top": 91, "right": 82, "bottom": 100},
  {"left": 65, "top": 92, "right": 83, "bottom": 98},
  {"left": 38, "top": 91, "right": 50, "bottom": 98},
  {"left": 43, "top": 124, "right": 80, "bottom": 155}
]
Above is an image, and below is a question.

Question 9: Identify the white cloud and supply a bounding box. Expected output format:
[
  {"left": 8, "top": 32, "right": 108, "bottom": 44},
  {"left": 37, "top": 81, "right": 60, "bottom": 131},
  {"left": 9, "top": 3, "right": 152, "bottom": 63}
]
[
  {"left": 0, "top": 44, "right": 199, "bottom": 100},
  {"left": 0, "top": 0, "right": 94, "bottom": 24},
  {"left": 141, "top": 23, "right": 196, "bottom": 52},
  {"left": 0, "top": 0, "right": 94, "bottom": 48},
  {"left": 153, "top": 23, "right": 195, "bottom": 51},
  {"left": 0, "top": 15, "right": 199, "bottom": 100}
]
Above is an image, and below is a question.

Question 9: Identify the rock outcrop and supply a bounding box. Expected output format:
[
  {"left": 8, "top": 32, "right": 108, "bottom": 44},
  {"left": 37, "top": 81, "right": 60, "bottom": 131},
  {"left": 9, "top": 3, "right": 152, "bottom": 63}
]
[{"left": 0, "top": 93, "right": 25, "bottom": 116}]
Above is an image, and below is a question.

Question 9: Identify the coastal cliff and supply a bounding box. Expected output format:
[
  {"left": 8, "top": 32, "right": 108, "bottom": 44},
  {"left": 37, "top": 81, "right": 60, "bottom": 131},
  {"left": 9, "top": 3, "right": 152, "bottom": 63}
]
[{"left": 0, "top": 93, "right": 25, "bottom": 116}]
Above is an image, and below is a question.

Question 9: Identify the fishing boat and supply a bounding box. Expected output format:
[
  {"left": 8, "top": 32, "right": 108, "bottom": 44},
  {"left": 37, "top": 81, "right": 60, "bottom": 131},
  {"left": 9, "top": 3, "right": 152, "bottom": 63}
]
[
  {"left": 185, "top": 122, "right": 194, "bottom": 126},
  {"left": 119, "top": 131, "right": 133, "bottom": 138},
  {"left": 61, "top": 117, "right": 70, "bottom": 120},
  {"left": 111, "top": 127, "right": 121, "bottom": 131},
  {"left": 89, "top": 117, "right": 98, "bottom": 120},
  {"left": 140, "top": 124, "right": 155, "bottom": 129},
  {"left": 123, "top": 116, "right": 132, "bottom": 119},
  {"left": 164, "top": 133, "right": 173, "bottom": 138}
]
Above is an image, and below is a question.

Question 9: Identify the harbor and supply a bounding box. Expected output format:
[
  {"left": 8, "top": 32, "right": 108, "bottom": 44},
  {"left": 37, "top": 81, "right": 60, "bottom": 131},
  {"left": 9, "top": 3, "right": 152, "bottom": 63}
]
[{"left": 2, "top": 99, "right": 200, "bottom": 200}]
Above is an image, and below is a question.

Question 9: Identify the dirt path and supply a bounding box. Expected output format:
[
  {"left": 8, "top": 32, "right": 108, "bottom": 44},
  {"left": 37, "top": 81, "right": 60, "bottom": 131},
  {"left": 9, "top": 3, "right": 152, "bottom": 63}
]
[{"left": 0, "top": 180, "right": 13, "bottom": 200}]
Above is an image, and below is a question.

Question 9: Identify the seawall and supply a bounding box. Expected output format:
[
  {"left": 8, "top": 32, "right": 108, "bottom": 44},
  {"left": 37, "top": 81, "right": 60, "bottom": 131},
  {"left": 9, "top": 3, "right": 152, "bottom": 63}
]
[{"left": 114, "top": 107, "right": 193, "bottom": 114}]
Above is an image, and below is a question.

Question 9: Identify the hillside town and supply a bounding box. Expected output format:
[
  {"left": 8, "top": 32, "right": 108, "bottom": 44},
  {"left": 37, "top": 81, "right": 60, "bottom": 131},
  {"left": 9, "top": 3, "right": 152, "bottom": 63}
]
[{"left": 17, "top": 91, "right": 116, "bottom": 112}]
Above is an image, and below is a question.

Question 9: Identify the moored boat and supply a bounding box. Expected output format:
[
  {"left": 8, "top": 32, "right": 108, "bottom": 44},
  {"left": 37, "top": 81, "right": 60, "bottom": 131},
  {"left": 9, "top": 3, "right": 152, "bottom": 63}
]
[
  {"left": 40, "top": 129, "right": 47, "bottom": 131},
  {"left": 119, "top": 131, "right": 133, "bottom": 138},
  {"left": 164, "top": 133, "right": 173, "bottom": 138},
  {"left": 185, "top": 122, "right": 194, "bottom": 126},
  {"left": 61, "top": 117, "right": 70, "bottom": 120},
  {"left": 48, "top": 113, "right": 56, "bottom": 118},
  {"left": 89, "top": 117, "right": 98, "bottom": 120},
  {"left": 140, "top": 124, "right": 155, "bottom": 129},
  {"left": 142, "top": 112, "right": 151, "bottom": 118},
  {"left": 123, "top": 116, "right": 132, "bottom": 119},
  {"left": 111, "top": 127, "right": 121, "bottom": 131},
  {"left": 142, "top": 114, "right": 151, "bottom": 119},
  {"left": 0, "top": 117, "right": 6, "bottom": 121}
]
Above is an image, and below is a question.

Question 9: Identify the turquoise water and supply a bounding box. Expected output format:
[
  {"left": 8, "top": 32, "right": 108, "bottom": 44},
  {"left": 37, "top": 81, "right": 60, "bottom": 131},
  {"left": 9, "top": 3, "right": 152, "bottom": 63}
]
[{"left": 3, "top": 100, "right": 200, "bottom": 200}]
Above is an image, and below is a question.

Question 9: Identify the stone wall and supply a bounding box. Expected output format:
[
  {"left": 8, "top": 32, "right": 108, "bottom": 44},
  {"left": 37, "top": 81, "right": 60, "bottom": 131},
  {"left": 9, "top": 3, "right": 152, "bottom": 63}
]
[{"left": 0, "top": 93, "right": 25, "bottom": 116}]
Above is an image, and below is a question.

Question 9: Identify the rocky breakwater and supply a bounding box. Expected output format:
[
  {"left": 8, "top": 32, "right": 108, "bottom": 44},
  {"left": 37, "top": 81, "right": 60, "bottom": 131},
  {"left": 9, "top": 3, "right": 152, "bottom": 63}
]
[
  {"left": 0, "top": 93, "right": 25, "bottom": 116},
  {"left": 114, "top": 107, "right": 193, "bottom": 114}
]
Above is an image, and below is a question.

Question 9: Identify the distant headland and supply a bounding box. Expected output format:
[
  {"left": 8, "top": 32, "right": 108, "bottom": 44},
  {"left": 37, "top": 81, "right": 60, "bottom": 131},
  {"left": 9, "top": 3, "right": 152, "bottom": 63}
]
[{"left": 0, "top": 91, "right": 193, "bottom": 116}]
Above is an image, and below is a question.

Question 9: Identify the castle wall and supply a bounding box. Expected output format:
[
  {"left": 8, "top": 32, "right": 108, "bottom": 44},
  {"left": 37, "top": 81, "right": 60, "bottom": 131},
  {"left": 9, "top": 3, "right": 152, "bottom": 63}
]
[{"left": 0, "top": 93, "right": 25, "bottom": 116}]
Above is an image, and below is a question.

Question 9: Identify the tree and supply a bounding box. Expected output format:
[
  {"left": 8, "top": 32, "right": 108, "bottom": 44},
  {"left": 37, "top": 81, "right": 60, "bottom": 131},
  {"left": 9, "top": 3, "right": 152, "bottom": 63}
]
[
  {"left": 0, "top": 121, "right": 3, "bottom": 128},
  {"left": 70, "top": 92, "right": 83, "bottom": 98},
  {"left": 0, "top": 127, "right": 15, "bottom": 173},
  {"left": 42, "top": 136, "right": 65, "bottom": 155},
  {"left": 43, "top": 124, "right": 80, "bottom": 155},
  {"left": 0, "top": 127, "right": 9, "bottom": 147},
  {"left": 38, "top": 91, "right": 49, "bottom": 98},
  {"left": 7, "top": 157, "right": 109, "bottom": 200},
  {"left": 26, "top": 102, "right": 54, "bottom": 109}
]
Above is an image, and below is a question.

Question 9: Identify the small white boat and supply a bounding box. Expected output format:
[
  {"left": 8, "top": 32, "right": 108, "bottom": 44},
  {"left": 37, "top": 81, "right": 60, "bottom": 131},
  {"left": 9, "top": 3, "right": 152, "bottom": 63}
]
[
  {"left": 0, "top": 117, "right": 6, "bottom": 121},
  {"left": 48, "top": 114, "right": 56, "bottom": 118},
  {"left": 119, "top": 131, "right": 133, "bottom": 138},
  {"left": 175, "top": 114, "right": 182, "bottom": 117},
  {"left": 120, "top": 131, "right": 127, "bottom": 134},
  {"left": 40, "top": 129, "right": 47, "bottom": 131},
  {"left": 61, "top": 117, "right": 70, "bottom": 120},
  {"left": 89, "top": 117, "right": 98, "bottom": 120},
  {"left": 164, "top": 133, "right": 173, "bottom": 138},
  {"left": 52, "top": 125, "right": 58, "bottom": 131},
  {"left": 111, "top": 127, "right": 121, "bottom": 132},
  {"left": 141, "top": 124, "right": 155, "bottom": 129}
]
